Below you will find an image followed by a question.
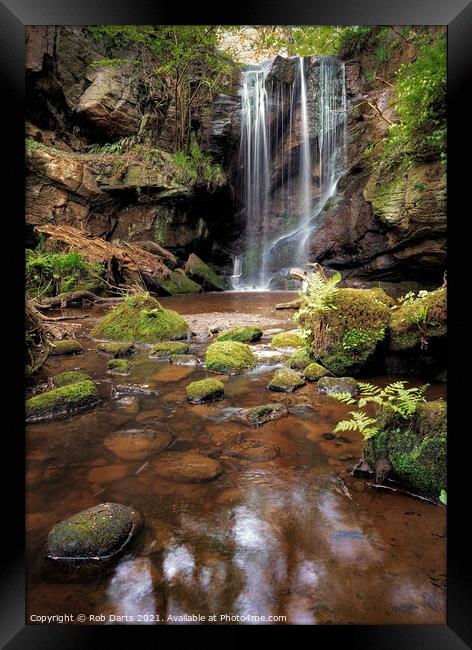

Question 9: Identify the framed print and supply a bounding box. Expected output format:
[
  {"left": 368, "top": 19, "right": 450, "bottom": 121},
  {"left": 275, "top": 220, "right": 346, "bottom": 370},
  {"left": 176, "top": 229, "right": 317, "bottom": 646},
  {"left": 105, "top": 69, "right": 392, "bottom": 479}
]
[{"left": 1, "top": 0, "right": 470, "bottom": 646}]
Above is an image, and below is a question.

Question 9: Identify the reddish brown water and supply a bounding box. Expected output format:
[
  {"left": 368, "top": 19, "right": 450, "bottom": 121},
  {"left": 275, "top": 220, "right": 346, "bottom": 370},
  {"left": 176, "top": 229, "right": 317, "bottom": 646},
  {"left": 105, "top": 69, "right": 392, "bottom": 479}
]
[{"left": 26, "top": 292, "right": 446, "bottom": 625}]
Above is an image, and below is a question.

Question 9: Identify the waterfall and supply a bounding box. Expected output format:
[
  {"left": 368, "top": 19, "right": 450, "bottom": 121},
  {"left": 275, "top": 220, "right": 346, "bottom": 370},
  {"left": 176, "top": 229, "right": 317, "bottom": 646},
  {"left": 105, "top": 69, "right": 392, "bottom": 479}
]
[{"left": 238, "top": 56, "right": 347, "bottom": 290}]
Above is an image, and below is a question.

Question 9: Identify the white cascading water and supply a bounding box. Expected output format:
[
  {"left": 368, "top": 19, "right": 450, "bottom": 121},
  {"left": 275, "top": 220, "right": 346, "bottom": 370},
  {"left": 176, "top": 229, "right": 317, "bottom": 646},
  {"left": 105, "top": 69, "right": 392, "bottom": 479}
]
[{"left": 236, "top": 56, "right": 347, "bottom": 290}]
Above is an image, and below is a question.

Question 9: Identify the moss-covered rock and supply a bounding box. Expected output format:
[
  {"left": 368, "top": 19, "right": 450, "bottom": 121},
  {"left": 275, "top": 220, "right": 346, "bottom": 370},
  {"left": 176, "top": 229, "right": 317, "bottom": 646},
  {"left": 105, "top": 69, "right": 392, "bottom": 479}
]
[
  {"left": 26, "top": 380, "right": 99, "bottom": 422},
  {"left": 160, "top": 269, "right": 202, "bottom": 295},
  {"left": 51, "top": 371, "right": 91, "bottom": 388},
  {"left": 184, "top": 253, "right": 225, "bottom": 291},
  {"left": 270, "top": 330, "right": 304, "bottom": 349},
  {"left": 287, "top": 348, "right": 314, "bottom": 370},
  {"left": 91, "top": 293, "right": 189, "bottom": 343},
  {"left": 365, "top": 399, "right": 446, "bottom": 497},
  {"left": 303, "top": 362, "right": 331, "bottom": 382},
  {"left": 186, "top": 378, "right": 225, "bottom": 404},
  {"left": 47, "top": 503, "right": 142, "bottom": 569},
  {"left": 389, "top": 288, "right": 446, "bottom": 352},
  {"left": 216, "top": 326, "right": 263, "bottom": 343},
  {"left": 97, "top": 342, "right": 136, "bottom": 358},
  {"left": 245, "top": 403, "right": 288, "bottom": 426},
  {"left": 149, "top": 341, "right": 189, "bottom": 358},
  {"left": 297, "top": 288, "right": 391, "bottom": 375},
  {"left": 205, "top": 341, "right": 256, "bottom": 374},
  {"left": 275, "top": 299, "right": 302, "bottom": 310},
  {"left": 107, "top": 358, "right": 132, "bottom": 375},
  {"left": 169, "top": 353, "right": 199, "bottom": 366},
  {"left": 267, "top": 369, "right": 305, "bottom": 393},
  {"left": 49, "top": 339, "right": 83, "bottom": 356},
  {"left": 316, "top": 376, "right": 360, "bottom": 397}
]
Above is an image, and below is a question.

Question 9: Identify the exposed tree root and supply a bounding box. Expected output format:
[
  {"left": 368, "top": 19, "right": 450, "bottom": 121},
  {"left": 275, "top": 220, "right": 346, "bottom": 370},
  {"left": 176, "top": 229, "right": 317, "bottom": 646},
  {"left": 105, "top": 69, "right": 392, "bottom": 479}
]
[{"left": 33, "top": 290, "right": 123, "bottom": 310}]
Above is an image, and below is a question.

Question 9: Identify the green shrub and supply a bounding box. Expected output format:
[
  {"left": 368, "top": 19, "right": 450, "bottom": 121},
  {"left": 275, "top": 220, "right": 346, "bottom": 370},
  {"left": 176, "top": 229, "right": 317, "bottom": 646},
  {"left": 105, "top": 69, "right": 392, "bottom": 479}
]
[{"left": 26, "top": 249, "right": 104, "bottom": 298}]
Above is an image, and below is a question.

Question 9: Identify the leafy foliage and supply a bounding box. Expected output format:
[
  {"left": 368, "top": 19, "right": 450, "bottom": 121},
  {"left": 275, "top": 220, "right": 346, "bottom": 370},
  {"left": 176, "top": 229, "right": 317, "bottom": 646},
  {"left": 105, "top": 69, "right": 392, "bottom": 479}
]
[
  {"left": 26, "top": 249, "right": 103, "bottom": 297},
  {"left": 332, "top": 381, "right": 429, "bottom": 440},
  {"left": 439, "top": 489, "right": 447, "bottom": 506},
  {"left": 173, "top": 136, "right": 225, "bottom": 188}
]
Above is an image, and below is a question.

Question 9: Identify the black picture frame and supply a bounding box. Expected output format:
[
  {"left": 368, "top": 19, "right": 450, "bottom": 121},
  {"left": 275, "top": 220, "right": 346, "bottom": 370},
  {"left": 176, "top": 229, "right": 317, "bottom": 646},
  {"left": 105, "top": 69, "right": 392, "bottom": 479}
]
[{"left": 1, "top": 0, "right": 469, "bottom": 646}]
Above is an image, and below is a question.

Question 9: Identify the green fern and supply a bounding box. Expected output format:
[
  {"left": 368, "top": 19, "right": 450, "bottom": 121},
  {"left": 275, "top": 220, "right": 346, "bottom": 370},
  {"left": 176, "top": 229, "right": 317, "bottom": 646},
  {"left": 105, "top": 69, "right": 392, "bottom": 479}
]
[{"left": 333, "top": 410, "right": 379, "bottom": 439}]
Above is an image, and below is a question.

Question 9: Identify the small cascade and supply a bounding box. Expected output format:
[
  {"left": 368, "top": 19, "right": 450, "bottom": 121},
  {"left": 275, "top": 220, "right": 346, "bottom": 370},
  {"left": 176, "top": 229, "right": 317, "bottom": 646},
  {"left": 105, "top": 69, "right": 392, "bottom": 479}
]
[
  {"left": 229, "top": 254, "right": 243, "bottom": 290},
  {"left": 238, "top": 56, "right": 347, "bottom": 290}
]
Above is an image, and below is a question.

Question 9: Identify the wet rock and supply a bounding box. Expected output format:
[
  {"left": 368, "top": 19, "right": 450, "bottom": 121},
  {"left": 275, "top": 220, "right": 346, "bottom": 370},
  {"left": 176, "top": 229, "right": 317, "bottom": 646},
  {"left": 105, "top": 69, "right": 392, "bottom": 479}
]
[
  {"left": 268, "top": 369, "right": 305, "bottom": 393},
  {"left": 104, "top": 429, "right": 172, "bottom": 461},
  {"left": 186, "top": 378, "right": 225, "bottom": 404},
  {"left": 26, "top": 380, "right": 99, "bottom": 423},
  {"left": 49, "top": 339, "right": 83, "bottom": 356},
  {"left": 153, "top": 451, "right": 223, "bottom": 482},
  {"left": 317, "top": 376, "right": 360, "bottom": 397},
  {"left": 107, "top": 359, "right": 132, "bottom": 376},
  {"left": 270, "top": 330, "right": 304, "bottom": 349},
  {"left": 97, "top": 342, "right": 136, "bottom": 358},
  {"left": 205, "top": 341, "right": 256, "bottom": 374},
  {"left": 112, "top": 384, "right": 159, "bottom": 398},
  {"left": 184, "top": 253, "right": 225, "bottom": 291},
  {"left": 210, "top": 428, "right": 242, "bottom": 447},
  {"left": 91, "top": 293, "right": 189, "bottom": 343},
  {"left": 303, "top": 362, "right": 331, "bottom": 382},
  {"left": 47, "top": 502, "right": 142, "bottom": 574},
  {"left": 160, "top": 269, "right": 202, "bottom": 295},
  {"left": 275, "top": 299, "right": 301, "bottom": 310},
  {"left": 149, "top": 341, "right": 190, "bottom": 358},
  {"left": 287, "top": 348, "right": 314, "bottom": 370},
  {"left": 216, "top": 326, "right": 263, "bottom": 343},
  {"left": 51, "top": 371, "right": 91, "bottom": 388},
  {"left": 169, "top": 354, "right": 199, "bottom": 366},
  {"left": 224, "top": 440, "right": 280, "bottom": 462},
  {"left": 244, "top": 403, "right": 288, "bottom": 426}
]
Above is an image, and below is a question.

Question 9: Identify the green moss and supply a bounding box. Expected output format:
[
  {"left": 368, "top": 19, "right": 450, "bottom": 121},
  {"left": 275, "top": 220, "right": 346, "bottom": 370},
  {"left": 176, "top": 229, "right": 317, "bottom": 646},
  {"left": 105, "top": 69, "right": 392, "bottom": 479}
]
[
  {"left": 189, "top": 261, "right": 224, "bottom": 291},
  {"left": 367, "top": 399, "right": 446, "bottom": 497},
  {"left": 160, "top": 269, "right": 202, "bottom": 295},
  {"left": 205, "top": 341, "right": 256, "bottom": 374},
  {"left": 26, "top": 380, "right": 99, "bottom": 422},
  {"left": 297, "top": 288, "right": 391, "bottom": 376},
  {"left": 97, "top": 342, "right": 136, "bottom": 357},
  {"left": 149, "top": 341, "right": 189, "bottom": 358},
  {"left": 217, "top": 326, "right": 263, "bottom": 343},
  {"left": 51, "top": 371, "right": 91, "bottom": 388},
  {"left": 303, "top": 362, "right": 331, "bottom": 382},
  {"left": 267, "top": 368, "right": 305, "bottom": 393},
  {"left": 107, "top": 358, "right": 132, "bottom": 375},
  {"left": 271, "top": 330, "right": 304, "bottom": 349},
  {"left": 91, "top": 293, "right": 189, "bottom": 343},
  {"left": 389, "top": 288, "right": 446, "bottom": 351},
  {"left": 47, "top": 503, "right": 135, "bottom": 558},
  {"left": 186, "top": 378, "right": 225, "bottom": 404},
  {"left": 246, "top": 403, "right": 287, "bottom": 426},
  {"left": 49, "top": 339, "right": 83, "bottom": 356},
  {"left": 275, "top": 299, "right": 302, "bottom": 310},
  {"left": 287, "top": 348, "right": 314, "bottom": 370}
]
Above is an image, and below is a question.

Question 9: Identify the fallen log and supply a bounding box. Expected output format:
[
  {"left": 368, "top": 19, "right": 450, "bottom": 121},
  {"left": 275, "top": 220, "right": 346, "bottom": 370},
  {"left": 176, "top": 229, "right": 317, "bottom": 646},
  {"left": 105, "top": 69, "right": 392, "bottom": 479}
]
[{"left": 34, "top": 290, "right": 123, "bottom": 310}]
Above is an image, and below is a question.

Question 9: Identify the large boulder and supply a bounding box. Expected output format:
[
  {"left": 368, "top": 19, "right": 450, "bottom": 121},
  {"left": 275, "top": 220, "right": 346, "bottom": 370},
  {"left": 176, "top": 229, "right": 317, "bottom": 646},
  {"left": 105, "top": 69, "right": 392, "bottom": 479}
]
[
  {"left": 297, "top": 287, "right": 391, "bottom": 376},
  {"left": 389, "top": 288, "right": 446, "bottom": 352},
  {"left": 91, "top": 293, "right": 189, "bottom": 343},
  {"left": 160, "top": 269, "right": 202, "bottom": 295},
  {"left": 47, "top": 502, "right": 142, "bottom": 573},
  {"left": 184, "top": 253, "right": 225, "bottom": 291},
  {"left": 365, "top": 399, "right": 447, "bottom": 497}
]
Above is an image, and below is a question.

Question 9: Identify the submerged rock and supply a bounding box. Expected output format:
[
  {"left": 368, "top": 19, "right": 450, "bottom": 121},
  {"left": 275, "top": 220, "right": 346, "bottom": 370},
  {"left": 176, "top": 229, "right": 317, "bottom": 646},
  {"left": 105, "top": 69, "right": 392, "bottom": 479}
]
[
  {"left": 153, "top": 451, "right": 223, "bottom": 482},
  {"left": 26, "top": 380, "right": 99, "bottom": 422},
  {"left": 184, "top": 253, "right": 225, "bottom": 291},
  {"left": 216, "top": 326, "right": 263, "bottom": 343},
  {"left": 267, "top": 369, "right": 305, "bottom": 393},
  {"left": 107, "top": 358, "right": 132, "bottom": 376},
  {"left": 186, "top": 378, "right": 225, "bottom": 404},
  {"left": 49, "top": 339, "right": 83, "bottom": 356},
  {"left": 149, "top": 341, "right": 190, "bottom": 358},
  {"left": 224, "top": 440, "right": 280, "bottom": 462},
  {"left": 270, "top": 330, "right": 304, "bottom": 349},
  {"left": 205, "top": 341, "right": 256, "bottom": 374},
  {"left": 104, "top": 429, "right": 172, "bottom": 461},
  {"left": 169, "top": 353, "right": 199, "bottom": 366},
  {"left": 51, "top": 370, "right": 91, "bottom": 388},
  {"left": 97, "top": 342, "right": 136, "bottom": 358},
  {"left": 91, "top": 293, "right": 189, "bottom": 343},
  {"left": 111, "top": 384, "right": 159, "bottom": 398},
  {"left": 317, "top": 376, "right": 360, "bottom": 397},
  {"left": 47, "top": 503, "right": 142, "bottom": 574},
  {"left": 303, "top": 362, "right": 331, "bottom": 382},
  {"left": 244, "top": 403, "right": 288, "bottom": 426}
]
